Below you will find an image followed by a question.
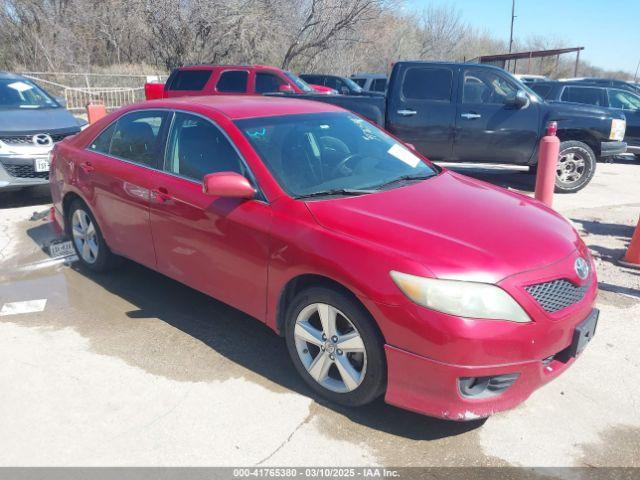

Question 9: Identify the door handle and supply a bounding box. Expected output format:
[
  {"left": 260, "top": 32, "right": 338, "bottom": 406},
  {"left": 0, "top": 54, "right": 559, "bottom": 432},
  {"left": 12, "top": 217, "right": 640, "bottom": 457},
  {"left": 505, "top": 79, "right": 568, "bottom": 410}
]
[
  {"left": 151, "top": 187, "right": 171, "bottom": 203},
  {"left": 397, "top": 109, "right": 417, "bottom": 116},
  {"left": 79, "top": 161, "right": 94, "bottom": 173},
  {"left": 460, "top": 113, "right": 482, "bottom": 120}
]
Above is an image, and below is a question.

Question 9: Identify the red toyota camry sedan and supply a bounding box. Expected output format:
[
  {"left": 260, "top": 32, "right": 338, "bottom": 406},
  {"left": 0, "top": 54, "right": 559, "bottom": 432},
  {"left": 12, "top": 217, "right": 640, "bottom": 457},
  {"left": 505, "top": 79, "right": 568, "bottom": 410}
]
[{"left": 50, "top": 96, "right": 598, "bottom": 420}]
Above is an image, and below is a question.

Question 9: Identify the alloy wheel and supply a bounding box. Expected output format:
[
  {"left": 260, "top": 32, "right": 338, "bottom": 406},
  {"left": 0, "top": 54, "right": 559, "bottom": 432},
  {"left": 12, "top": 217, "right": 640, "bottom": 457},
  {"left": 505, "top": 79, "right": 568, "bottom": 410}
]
[
  {"left": 557, "top": 151, "right": 586, "bottom": 185},
  {"left": 293, "top": 303, "right": 367, "bottom": 393},
  {"left": 71, "top": 209, "right": 99, "bottom": 264}
]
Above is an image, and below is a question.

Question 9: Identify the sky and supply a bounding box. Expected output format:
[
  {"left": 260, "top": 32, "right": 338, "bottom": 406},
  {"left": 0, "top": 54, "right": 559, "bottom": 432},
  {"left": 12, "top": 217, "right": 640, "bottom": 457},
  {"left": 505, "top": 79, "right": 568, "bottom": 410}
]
[{"left": 406, "top": 0, "right": 640, "bottom": 75}]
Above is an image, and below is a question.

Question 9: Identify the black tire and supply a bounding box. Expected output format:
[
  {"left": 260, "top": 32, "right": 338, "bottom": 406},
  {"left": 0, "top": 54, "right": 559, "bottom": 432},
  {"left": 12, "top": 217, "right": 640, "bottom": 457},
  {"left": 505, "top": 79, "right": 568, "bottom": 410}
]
[
  {"left": 67, "top": 199, "right": 119, "bottom": 272},
  {"left": 284, "top": 286, "right": 386, "bottom": 407},
  {"left": 555, "top": 141, "right": 596, "bottom": 193}
]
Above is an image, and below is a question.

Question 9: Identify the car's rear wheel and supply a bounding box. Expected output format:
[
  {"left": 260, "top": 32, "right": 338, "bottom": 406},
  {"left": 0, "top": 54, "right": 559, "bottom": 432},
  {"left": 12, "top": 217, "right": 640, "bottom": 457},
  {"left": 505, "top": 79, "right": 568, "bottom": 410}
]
[
  {"left": 555, "top": 141, "right": 596, "bottom": 193},
  {"left": 285, "top": 286, "right": 386, "bottom": 407},
  {"left": 68, "top": 199, "right": 118, "bottom": 272}
]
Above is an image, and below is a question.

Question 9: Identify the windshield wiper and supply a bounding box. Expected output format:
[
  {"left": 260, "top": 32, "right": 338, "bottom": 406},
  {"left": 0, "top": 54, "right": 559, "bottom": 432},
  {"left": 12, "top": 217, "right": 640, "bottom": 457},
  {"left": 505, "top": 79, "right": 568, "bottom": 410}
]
[
  {"left": 295, "top": 188, "right": 376, "bottom": 199},
  {"left": 368, "top": 173, "right": 434, "bottom": 190}
]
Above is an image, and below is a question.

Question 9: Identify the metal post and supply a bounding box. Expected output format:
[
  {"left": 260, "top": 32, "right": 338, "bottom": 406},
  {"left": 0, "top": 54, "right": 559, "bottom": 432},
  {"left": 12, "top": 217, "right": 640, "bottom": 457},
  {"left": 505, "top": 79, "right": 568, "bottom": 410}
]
[
  {"left": 508, "top": 0, "right": 515, "bottom": 54},
  {"left": 574, "top": 50, "right": 581, "bottom": 77},
  {"left": 635, "top": 59, "right": 640, "bottom": 83}
]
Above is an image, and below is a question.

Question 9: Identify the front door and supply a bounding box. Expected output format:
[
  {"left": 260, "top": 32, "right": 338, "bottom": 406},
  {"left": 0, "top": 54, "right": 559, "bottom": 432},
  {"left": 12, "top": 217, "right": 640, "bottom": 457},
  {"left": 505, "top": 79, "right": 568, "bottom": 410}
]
[
  {"left": 149, "top": 111, "right": 272, "bottom": 320},
  {"left": 386, "top": 64, "right": 457, "bottom": 161},
  {"left": 453, "top": 66, "right": 539, "bottom": 164}
]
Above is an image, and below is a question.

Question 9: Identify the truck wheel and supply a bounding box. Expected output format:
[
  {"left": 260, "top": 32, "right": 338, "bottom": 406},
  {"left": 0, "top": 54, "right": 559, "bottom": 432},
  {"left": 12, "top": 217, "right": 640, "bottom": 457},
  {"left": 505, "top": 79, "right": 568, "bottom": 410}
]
[
  {"left": 555, "top": 141, "right": 596, "bottom": 193},
  {"left": 285, "top": 286, "right": 386, "bottom": 407}
]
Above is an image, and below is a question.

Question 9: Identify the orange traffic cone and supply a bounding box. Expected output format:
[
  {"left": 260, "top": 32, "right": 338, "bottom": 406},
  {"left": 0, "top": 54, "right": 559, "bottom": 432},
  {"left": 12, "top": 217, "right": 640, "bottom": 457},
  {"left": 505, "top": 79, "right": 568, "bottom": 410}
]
[
  {"left": 86, "top": 102, "right": 107, "bottom": 124},
  {"left": 620, "top": 216, "right": 640, "bottom": 269}
]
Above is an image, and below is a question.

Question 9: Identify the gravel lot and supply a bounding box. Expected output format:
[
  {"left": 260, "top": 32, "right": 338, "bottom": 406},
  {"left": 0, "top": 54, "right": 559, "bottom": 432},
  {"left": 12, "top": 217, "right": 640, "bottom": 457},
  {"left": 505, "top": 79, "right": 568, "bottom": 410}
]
[{"left": 0, "top": 159, "right": 638, "bottom": 468}]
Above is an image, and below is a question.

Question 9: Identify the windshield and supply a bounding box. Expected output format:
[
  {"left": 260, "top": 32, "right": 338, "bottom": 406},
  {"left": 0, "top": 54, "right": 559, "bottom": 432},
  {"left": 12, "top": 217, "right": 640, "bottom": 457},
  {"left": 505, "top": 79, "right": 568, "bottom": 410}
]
[
  {"left": 0, "top": 78, "right": 59, "bottom": 109},
  {"left": 236, "top": 112, "right": 437, "bottom": 198},
  {"left": 284, "top": 71, "right": 314, "bottom": 93}
]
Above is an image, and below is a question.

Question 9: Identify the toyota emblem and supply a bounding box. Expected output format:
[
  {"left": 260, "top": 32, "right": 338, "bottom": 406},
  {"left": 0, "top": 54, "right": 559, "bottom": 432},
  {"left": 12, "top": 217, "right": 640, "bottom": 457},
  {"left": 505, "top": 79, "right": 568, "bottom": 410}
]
[
  {"left": 32, "top": 133, "right": 53, "bottom": 146},
  {"left": 574, "top": 257, "right": 590, "bottom": 281}
]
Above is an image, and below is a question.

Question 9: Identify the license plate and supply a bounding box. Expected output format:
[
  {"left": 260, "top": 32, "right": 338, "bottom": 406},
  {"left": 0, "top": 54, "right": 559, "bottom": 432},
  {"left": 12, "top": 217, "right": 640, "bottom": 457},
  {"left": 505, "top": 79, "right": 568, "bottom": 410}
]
[
  {"left": 568, "top": 309, "right": 599, "bottom": 358},
  {"left": 34, "top": 157, "right": 50, "bottom": 172},
  {"left": 49, "top": 240, "right": 75, "bottom": 258}
]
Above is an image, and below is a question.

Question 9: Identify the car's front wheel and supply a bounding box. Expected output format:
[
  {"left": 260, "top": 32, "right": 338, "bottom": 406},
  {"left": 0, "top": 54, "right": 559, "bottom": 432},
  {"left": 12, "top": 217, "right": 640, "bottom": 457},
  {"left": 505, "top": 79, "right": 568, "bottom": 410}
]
[
  {"left": 285, "top": 286, "right": 386, "bottom": 407},
  {"left": 555, "top": 141, "right": 596, "bottom": 193}
]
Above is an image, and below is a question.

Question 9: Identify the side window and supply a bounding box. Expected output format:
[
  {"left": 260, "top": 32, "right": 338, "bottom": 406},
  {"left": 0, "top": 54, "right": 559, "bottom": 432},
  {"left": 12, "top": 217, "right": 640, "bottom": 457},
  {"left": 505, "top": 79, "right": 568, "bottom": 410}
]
[
  {"left": 167, "top": 70, "right": 212, "bottom": 91},
  {"left": 530, "top": 84, "right": 552, "bottom": 99},
  {"left": 89, "top": 122, "right": 117, "bottom": 154},
  {"left": 608, "top": 89, "right": 640, "bottom": 111},
  {"left": 109, "top": 111, "right": 168, "bottom": 167},
  {"left": 352, "top": 78, "right": 366, "bottom": 88},
  {"left": 216, "top": 70, "right": 249, "bottom": 93},
  {"left": 324, "top": 77, "right": 340, "bottom": 90},
  {"left": 403, "top": 68, "right": 451, "bottom": 101},
  {"left": 463, "top": 70, "right": 517, "bottom": 104},
  {"left": 371, "top": 78, "right": 387, "bottom": 92},
  {"left": 165, "top": 112, "right": 243, "bottom": 181},
  {"left": 561, "top": 87, "right": 604, "bottom": 106},
  {"left": 255, "top": 73, "right": 287, "bottom": 93}
]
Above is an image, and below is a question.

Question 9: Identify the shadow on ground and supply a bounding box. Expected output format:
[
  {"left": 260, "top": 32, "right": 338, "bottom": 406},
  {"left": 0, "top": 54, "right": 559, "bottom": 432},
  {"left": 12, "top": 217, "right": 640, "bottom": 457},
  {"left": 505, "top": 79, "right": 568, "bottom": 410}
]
[{"left": 0, "top": 185, "right": 52, "bottom": 209}]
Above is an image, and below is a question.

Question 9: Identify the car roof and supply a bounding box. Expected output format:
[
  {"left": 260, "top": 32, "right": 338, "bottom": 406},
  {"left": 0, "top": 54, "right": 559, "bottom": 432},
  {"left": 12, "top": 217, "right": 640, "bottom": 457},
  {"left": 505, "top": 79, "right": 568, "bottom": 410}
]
[
  {"left": 145, "top": 95, "right": 344, "bottom": 120},
  {"left": 350, "top": 73, "right": 386, "bottom": 79},
  {"left": 176, "top": 64, "right": 286, "bottom": 73},
  {"left": 0, "top": 71, "right": 24, "bottom": 80}
]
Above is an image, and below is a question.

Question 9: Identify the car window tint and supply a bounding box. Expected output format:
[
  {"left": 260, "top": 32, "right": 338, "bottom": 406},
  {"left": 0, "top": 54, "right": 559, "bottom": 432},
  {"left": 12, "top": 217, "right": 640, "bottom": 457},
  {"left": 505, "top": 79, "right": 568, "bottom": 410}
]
[
  {"left": 403, "top": 68, "right": 451, "bottom": 101},
  {"left": 324, "top": 77, "right": 340, "bottom": 90},
  {"left": 255, "top": 73, "right": 287, "bottom": 93},
  {"left": 165, "top": 112, "right": 243, "bottom": 181},
  {"left": 372, "top": 78, "right": 387, "bottom": 92},
  {"left": 109, "top": 111, "right": 167, "bottom": 167},
  {"left": 561, "top": 86, "right": 603, "bottom": 106},
  {"left": 168, "top": 70, "right": 211, "bottom": 91},
  {"left": 88, "top": 122, "right": 117, "bottom": 154},
  {"left": 463, "top": 70, "right": 517, "bottom": 104},
  {"left": 352, "top": 78, "right": 366, "bottom": 88},
  {"left": 216, "top": 71, "right": 249, "bottom": 93},
  {"left": 530, "top": 84, "right": 552, "bottom": 99},
  {"left": 608, "top": 89, "right": 640, "bottom": 111}
]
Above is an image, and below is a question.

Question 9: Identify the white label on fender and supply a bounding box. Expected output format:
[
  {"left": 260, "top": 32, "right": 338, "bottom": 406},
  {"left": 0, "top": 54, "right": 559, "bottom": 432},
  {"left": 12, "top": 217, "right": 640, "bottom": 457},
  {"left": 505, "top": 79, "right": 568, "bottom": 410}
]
[{"left": 388, "top": 143, "right": 420, "bottom": 168}]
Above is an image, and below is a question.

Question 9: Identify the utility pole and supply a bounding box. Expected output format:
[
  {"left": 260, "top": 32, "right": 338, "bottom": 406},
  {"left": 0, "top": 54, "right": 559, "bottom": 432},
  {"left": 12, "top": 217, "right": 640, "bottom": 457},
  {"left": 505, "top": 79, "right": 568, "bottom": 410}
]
[
  {"left": 508, "top": 0, "right": 516, "bottom": 72},
  {"left": 635, "top": 59, "right": 640, "bottom": 83}
]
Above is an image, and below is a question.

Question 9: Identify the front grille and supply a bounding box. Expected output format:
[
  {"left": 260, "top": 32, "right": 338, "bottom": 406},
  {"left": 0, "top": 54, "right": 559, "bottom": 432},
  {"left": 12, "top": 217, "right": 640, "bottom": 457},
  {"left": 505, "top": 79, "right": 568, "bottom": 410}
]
[
  {"left": 0, "top": 131, "right": 75, "bottom": 145},
  {"left": 0, "top": 162, "right": 49, "bottom": 179},
  {"left": 525, "top": 279, "right": 589, "bottom": 313}
]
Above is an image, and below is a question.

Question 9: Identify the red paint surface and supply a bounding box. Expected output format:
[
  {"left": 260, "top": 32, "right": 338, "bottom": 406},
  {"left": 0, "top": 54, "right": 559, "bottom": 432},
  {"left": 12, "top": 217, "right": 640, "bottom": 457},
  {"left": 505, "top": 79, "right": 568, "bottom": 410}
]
[{"left": 50, "top": 95, "right": 598, "bottom": 419}]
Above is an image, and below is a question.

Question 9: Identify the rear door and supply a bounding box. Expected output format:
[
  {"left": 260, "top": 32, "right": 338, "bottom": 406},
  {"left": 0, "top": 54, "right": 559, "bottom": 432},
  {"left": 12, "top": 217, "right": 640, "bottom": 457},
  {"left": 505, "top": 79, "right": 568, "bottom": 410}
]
[
  {"left": 148, "top": 111, "right": 272, "bottom": 320},
  {"left": 82, "top": 109, "right": 171, "bottom": 267},
  {"left": 386, "top": 64, "right": 457, "bottom": 160},
  {"left": 606, "top": 88, "right": 640, "bottom": 147},
  {"left": 453, "top": 66, "right": 539, "bottom": 164},
  {"left": 215, "top": 69, "right": 250, "bottom": 94}
]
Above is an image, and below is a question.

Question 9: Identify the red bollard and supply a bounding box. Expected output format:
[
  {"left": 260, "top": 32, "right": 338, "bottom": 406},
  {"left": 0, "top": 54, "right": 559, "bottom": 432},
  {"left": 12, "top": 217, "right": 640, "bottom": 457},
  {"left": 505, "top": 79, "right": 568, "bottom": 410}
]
[
  {"left": 620, "top": 216, "right": 640, "bottom": 269},
  {"left": 534, "top": 121, "right": 561, "bottom": 207},
  {"left": 86, "top": 102, "right": 107, "bottom": 124}
]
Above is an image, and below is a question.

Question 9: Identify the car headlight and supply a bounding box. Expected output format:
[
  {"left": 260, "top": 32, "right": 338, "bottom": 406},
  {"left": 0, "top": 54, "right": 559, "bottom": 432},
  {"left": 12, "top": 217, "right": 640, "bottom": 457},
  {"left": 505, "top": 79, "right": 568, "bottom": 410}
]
[
  {"left": 390, "top": 271, "right": 531, "bottom": 323},
  {"left": 610, "top": 119, "right": 626, "bottom": 141}
]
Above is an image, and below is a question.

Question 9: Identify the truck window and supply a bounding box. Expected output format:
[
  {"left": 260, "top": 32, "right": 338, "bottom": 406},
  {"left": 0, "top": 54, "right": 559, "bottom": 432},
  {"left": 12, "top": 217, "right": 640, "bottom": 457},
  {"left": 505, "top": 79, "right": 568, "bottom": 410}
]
[
  {"left": 462, "top": 70, "right": 517, "bottom": 104},
  {"left": 167, "top": 70, "right": 212, "bottom": 91},
  {"left": 371, "top": 78, "right": 387, "bottom": 92},
  {"left": 351, "top": 78, "right": 366, "bottom": 88},
  {"left": 402, "top": 68, "right": 451, "bottom": 101},
  {"left": 607, "top": 88, "right": 640, "bottom": 111},
  {"left": 529, "top": 83, "right": 552, "bottom": 99},
  {"left": 217, "top": 71, "right": 249, "bottom": 93},
  {"left": 561, "top": 86, "right": 604, "bottom": 106},
  {"left": 255, "top": 73, "right": 287, "bottom": 93}
]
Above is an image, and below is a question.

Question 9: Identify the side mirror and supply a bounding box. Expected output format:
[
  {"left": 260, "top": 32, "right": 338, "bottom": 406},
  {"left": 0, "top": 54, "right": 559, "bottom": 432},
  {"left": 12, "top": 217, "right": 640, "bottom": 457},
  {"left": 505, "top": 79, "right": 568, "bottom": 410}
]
[
  {"left": 278, "top": 84, "right": 295, "bottom": 94},
  {"left": 55, "top": 96, "right": 67, "bottom": 108},
  {"left": 505, "top": 90, "right": 529, "bottom": 108},
  {"left": 202, "top": 172, "right": 255, "bottom": 199}
]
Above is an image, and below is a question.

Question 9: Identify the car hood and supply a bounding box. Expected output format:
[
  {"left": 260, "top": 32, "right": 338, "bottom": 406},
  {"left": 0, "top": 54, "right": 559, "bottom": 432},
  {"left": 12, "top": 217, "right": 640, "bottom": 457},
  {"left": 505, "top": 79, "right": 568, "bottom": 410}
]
[
  {"left": 544, "top": 100, "right": 625, "bottom": 120},
  {"left": 305, "top": 171, "right": 582, "bottom": 283},
  {"left": 0, "top": 107, "right": 81, "bottom": 135}
]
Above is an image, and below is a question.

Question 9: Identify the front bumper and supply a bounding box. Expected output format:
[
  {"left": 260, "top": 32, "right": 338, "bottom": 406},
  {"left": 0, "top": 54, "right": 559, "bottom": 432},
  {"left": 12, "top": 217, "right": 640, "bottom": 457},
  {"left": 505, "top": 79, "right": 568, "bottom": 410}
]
[
  {"left": 0, "top": 153, "right": 51, "bottom": 190},
  {"left": 600, "top": 141, "right": 627, "bottom": 157}
]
